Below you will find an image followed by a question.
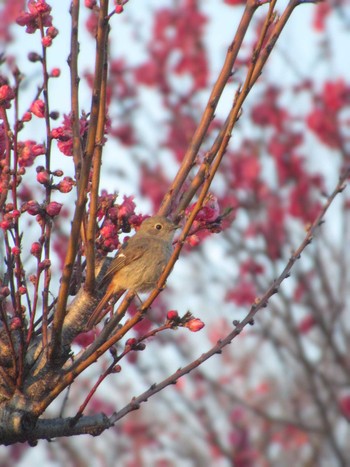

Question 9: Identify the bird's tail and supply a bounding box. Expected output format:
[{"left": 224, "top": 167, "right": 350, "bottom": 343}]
[{"left": 87, "top": 290, "right": 123, "bottom": 329}]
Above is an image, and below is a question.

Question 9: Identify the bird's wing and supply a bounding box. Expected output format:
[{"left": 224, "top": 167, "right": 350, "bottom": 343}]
[{"left": 99, "top": 239, "right": 146, "bottom": 287}]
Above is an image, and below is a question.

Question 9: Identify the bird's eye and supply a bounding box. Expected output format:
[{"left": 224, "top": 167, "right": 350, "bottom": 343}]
[{"left": 155, "top": 223, "right": 163, "bottom": 230}]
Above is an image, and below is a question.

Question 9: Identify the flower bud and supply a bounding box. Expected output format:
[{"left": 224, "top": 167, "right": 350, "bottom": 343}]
[
  {"left": 45, "top": 201, "right": 62, "bottom": 216},
  {"left": 185, "top": 318, "right": 205, "bottom": 332},
  {"left": 167, "top": 310, "right": 179, "bottom": 320}
]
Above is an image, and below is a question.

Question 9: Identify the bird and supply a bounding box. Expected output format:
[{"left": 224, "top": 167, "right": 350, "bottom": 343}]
[{"left": 87, "top": 215, "right": 178, "bottom": 328}]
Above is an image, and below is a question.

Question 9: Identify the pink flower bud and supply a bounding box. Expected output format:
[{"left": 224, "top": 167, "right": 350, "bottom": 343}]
[
  {"left": 85, "top": 0, "right": 97, "bottom": 8},
  {"left": 167, "top": 310, "right": 179, "bottom": 320},
  {"left": 22, "top": 112, "right": 32, "bottom": 122},
  {"left": 30, "top": 242, "right": 42, "bottom": 257},
  {"left": 185, "top": 318, "right": 205, "bottom": 332},
  {"left": 12, "top": 246, "right": 20, "bottom": 255},
  {"left": 18, "top": 286, "right": 27, "bottom": 295},
  {"left": 42, "top": 35, "right": 52, "bottom": 47},
  {"left": 30, "top": 99, "right": 45, "bottom": 118},
  {"left": 0, "top": 220, "right": 12, "bottom": 230},
  {"left": 47, "top": 26, "right": 58, "bottom": 38},
  {"left": 125, "top": 338, "right": 137, "bottom": 347},
  {"left": 36, "top": 171, "right": 50, "bottom": 185},
  {"left": 115, "top": 5, "right": 124, "bottom": 14},
  {"left": 12, "top": 210, "right": 20, "bottom": 219},
  {"left": 0, "top": 85, "right": 15, "bottom": 105},
  {"left": 57, "top": 176, "right": 74, "bottom": 193},
  {"left": 25, "top": 200, "right": 41, "bottom": 215},
  {"left": 50, "top": 68, "right": 60, "bottom": 77},
  {"left": 52, "top": 169, "right": 64, "bottom": 177},
  {"left": 45, "top": 201, "right": 62, "bottom": 216},
  {"left": 38, "top": 259, "right": 51, "bottom": 271},
  {"left": 28, "top": 52, "right": 42, "bottom": 62}
]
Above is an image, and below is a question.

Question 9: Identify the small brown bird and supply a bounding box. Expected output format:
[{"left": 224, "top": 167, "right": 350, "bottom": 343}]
[{"left": 87, "top": 215, "right": 178, "bottom": 328}]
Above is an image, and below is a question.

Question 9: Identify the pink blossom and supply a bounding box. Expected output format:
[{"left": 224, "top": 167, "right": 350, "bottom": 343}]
[
  {"left": 0, "top": 85, "right": 15, "bottom": 108},
  {"left": 16, "top": 0, "right": 52, "bottom": 34},
  {"left": 51, "top": 113, "right": 89, "bottom": 156},
  {"left": 18, "top": 141, "right": 45, "bottom": 167},
  {"left": 30, "top": 99, "right": 45, "bottom": 118},
  {"left": 118, "top": 195, "right": 136, "bottom": 220}
]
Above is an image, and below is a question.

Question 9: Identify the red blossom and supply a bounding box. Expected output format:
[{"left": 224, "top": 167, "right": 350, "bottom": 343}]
[
  {"left": 323, "top": 79, "right": 350, "bottom": 113},
  {"left": 251, "top": 87, "right": 288, "bottom": 131},
  {"left": 30, "top": 99, "right": 45, "bottom": 118},
  {"left": 118, "top": 195, "right": 136, "bottom": 222},
  {"left": 51, "top": 113, "right": 90, "bottom": 156},
  {"left": 0, "top": 85, "right": 15, "bottom": 108},
  {"left": 18, "top": 140, "right": 46, "bottom": 167}
]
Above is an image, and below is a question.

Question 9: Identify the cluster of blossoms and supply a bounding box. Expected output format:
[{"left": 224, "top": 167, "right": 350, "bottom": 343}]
[
  {"left": 307, "top": 79, "right": 350, "bottom": 149},
  {"left": 51, "top": 113, "right": 89, "bottom": 156},
  {"left": 16, "top": 0, "right": 58, "bottom": 48},
  {"left": 185, "top": 194, "right": 226, "bottom": 247},
  {"left": 96, "top": 192, "right": 144, "bottom": 253}
]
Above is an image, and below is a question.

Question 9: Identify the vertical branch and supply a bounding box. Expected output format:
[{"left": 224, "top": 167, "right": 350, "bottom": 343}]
[
  {"left": 85, "top": 37, "right": 109, "bottom": 292},
  {"left": 51, "top": 0, "right": 110, "bottom": 359},
  {"left": 69, "top": 0, "right": 83, "bottom": 179},
  {"left": 34, "top": 16, "right": 56, "bottom": 354}
]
